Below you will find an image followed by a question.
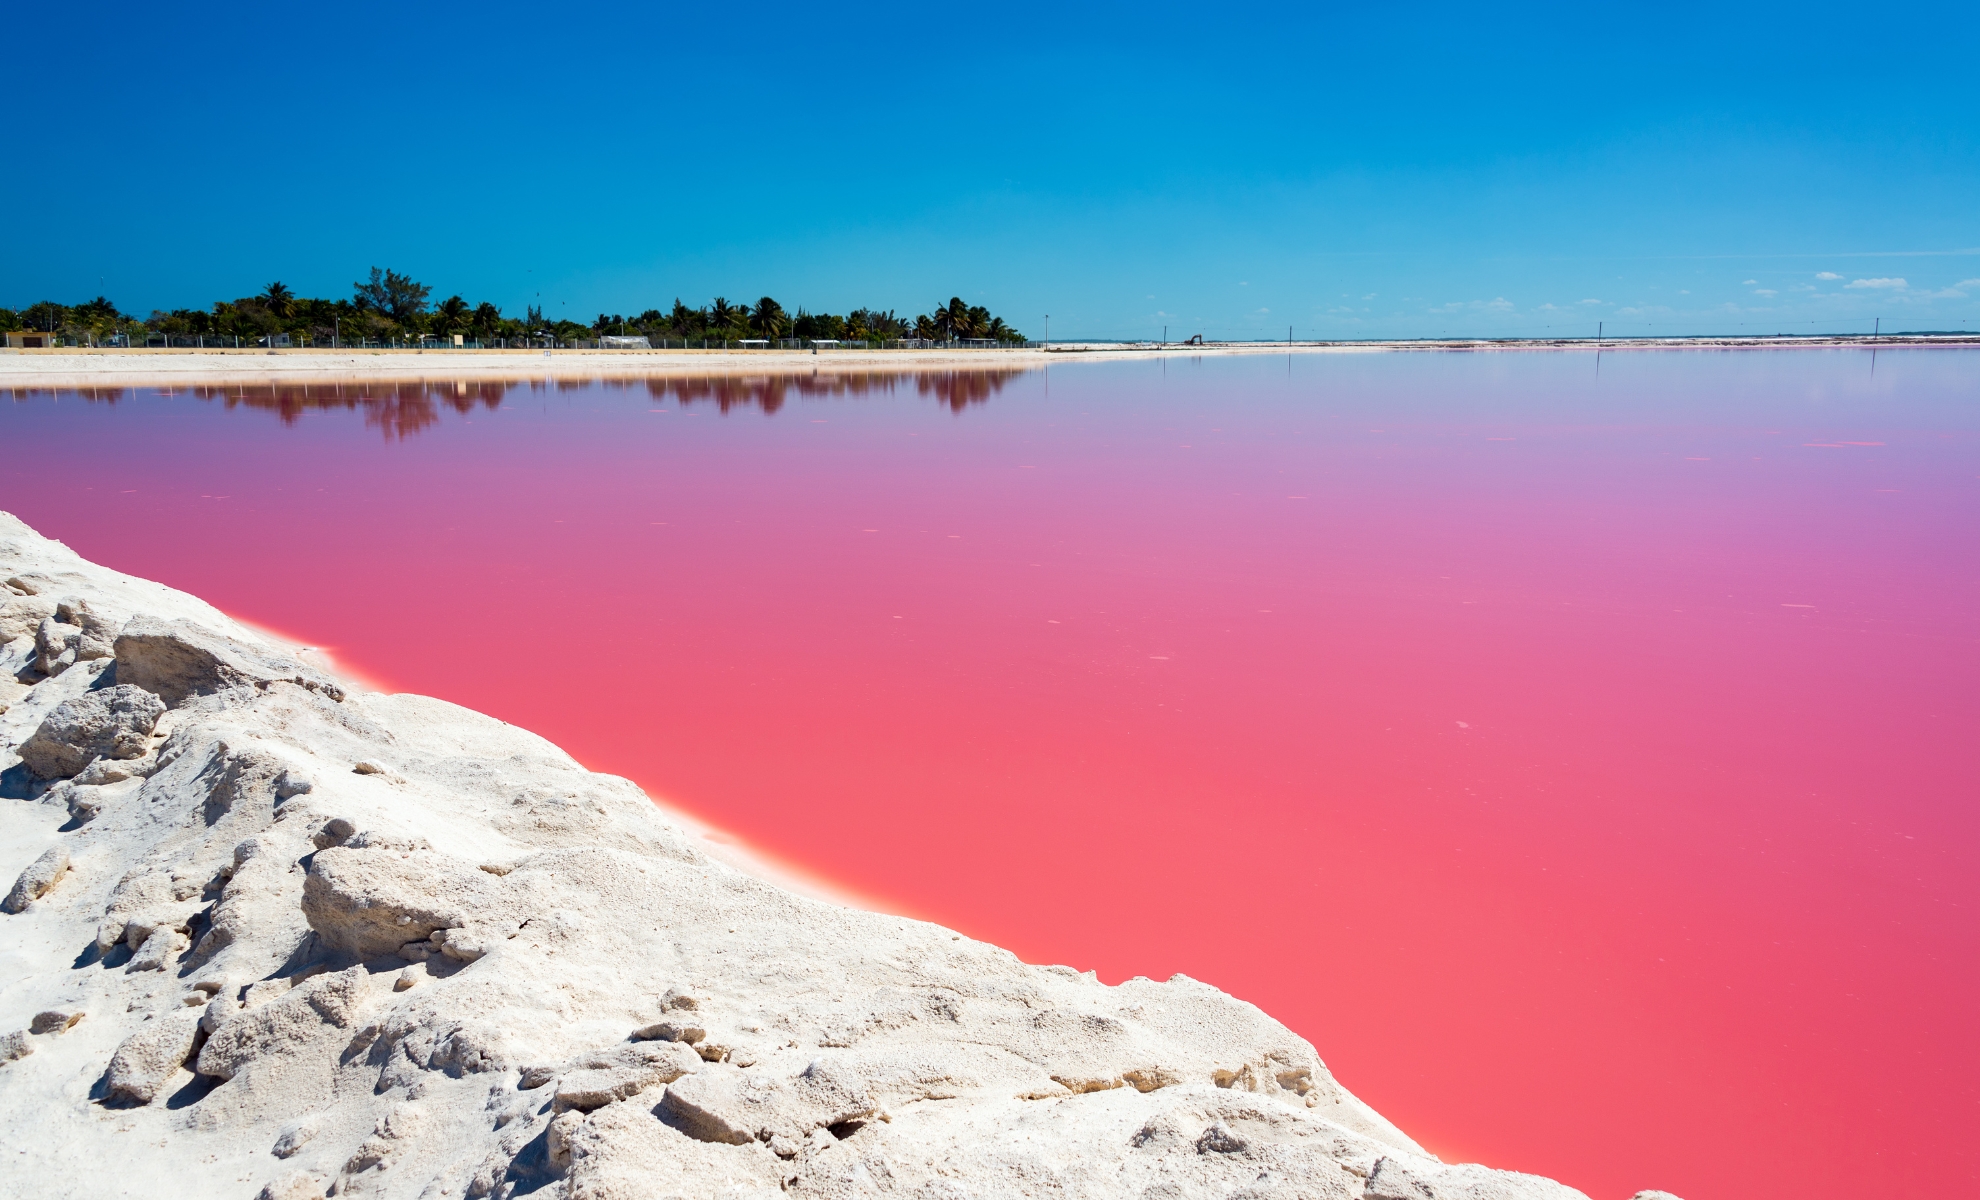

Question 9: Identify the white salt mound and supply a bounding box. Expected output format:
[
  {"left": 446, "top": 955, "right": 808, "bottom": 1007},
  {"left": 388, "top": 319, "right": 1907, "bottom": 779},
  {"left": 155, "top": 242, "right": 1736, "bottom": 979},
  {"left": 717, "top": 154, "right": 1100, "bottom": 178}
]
[{"left": 0, "top": 511, "right": 1668, "bottom": 1200}]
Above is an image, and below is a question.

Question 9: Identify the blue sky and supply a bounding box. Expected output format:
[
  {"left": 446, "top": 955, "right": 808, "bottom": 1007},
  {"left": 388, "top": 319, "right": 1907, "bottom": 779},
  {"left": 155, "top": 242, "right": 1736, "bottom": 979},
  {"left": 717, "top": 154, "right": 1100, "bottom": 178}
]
[{"left": 6, "top": 1, "right": 1976, "bottom": 338}]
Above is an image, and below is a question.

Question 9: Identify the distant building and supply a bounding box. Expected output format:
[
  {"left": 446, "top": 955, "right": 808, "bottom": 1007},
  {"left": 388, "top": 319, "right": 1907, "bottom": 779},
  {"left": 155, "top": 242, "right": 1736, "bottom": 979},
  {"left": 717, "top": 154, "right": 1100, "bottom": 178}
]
[
  {"left": 6, "top": 331, "right": 57, "bottom": 348},
  {"left": 600, "top": 335, "right": 651, "bottom": 349}
]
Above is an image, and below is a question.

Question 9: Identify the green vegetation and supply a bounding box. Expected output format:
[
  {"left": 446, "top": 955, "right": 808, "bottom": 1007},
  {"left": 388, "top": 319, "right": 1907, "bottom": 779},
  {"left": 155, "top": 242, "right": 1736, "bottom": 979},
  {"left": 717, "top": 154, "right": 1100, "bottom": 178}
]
[{"left": 0, "top": 270, "right": 1028, "bottom": 348}]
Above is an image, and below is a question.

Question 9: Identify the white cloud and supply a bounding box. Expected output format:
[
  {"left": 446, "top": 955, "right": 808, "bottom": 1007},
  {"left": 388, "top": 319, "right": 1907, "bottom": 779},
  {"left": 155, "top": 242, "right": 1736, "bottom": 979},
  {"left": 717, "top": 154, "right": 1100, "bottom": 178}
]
[
  {"left": 1428, "top": 297, "right": 1516, "bottom": 314},
  {"left": 1678, "top": 289, "right": 1690, "bottom": 295},
  {"left": 1742, "top": 279, "right": 1758, "bottom": 285},
  {"left": 1816, "top": 272, "right": 1842, "bottom": 281},
  {"left": 1754, "top": 289, "right": 1778, "bottom": 297},
  {"left": 1923, "top": 279, "right": 1979, "bottom": 299},
  {"left": 1579, "top": 298, "right": 1603, "bottom": 306},
  {"left": 1846, "top": 277, "right": 1908, "bottom": 290},
  {"left": 1256, "top": 307, "right": 1271, "bottom": 314}
]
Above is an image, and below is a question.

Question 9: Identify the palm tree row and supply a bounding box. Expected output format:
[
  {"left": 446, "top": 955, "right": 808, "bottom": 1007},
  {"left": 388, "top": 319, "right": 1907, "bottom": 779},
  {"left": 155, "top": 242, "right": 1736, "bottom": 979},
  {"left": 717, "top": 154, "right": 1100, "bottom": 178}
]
[
  {"left": 597, "top": 295, "right": 1024, "bottom": 345},
  {"left": 3, "top": 275, "right": 1028, "bottom": 348}
]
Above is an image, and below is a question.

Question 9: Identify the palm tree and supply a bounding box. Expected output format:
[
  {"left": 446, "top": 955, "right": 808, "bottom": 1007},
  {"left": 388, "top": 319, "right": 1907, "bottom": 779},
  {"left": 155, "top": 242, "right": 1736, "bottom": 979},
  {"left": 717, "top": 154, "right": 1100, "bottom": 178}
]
[
  {"left": 708, "top": 298, "right": 735, "bottom": 333},
  {"left": 668, "top": 300, "right": 700, "bottom": 340},
  {"left": 434, "top": 295, "right": 471, "bottom": 333},
  {"left": 259, "top": 282, "right": 295, "bottom": 320},
  {"left": 946, "top": 297, "right": 970, "bottom": 339},
  {"left": 752, "top": 297, "right": 788, "bottom": 338}
]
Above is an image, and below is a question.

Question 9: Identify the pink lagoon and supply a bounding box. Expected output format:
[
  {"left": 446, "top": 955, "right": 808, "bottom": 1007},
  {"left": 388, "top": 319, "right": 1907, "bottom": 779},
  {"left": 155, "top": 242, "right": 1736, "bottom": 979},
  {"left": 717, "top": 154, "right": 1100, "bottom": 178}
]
[{"left": 3, "top": 347, "right": 1976, "bottom": 1200}]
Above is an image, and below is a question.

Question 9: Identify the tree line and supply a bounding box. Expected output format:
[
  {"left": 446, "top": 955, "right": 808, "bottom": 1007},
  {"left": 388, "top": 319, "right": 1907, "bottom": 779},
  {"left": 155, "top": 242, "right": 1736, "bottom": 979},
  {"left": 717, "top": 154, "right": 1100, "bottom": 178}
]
[{"left": 0, "top": 269, "right": 1029, "bottom": 347}]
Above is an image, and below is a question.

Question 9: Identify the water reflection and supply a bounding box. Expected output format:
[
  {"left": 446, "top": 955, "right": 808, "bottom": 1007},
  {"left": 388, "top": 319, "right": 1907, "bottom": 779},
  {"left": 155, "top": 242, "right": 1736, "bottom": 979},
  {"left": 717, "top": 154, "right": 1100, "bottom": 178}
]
[
  {"left": 642, "top": 368, "right": 1022, "bottom": 414},
  {"left": 2, "top": 368, "right": 1029, "bottom": 438}
]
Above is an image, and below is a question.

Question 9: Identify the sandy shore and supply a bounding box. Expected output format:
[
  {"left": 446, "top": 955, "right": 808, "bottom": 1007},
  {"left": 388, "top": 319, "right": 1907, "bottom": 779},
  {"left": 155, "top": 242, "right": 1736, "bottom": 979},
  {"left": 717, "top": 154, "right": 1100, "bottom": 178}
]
[{"left": 2, "top": 334, "right": 1973, "bottom": 388}]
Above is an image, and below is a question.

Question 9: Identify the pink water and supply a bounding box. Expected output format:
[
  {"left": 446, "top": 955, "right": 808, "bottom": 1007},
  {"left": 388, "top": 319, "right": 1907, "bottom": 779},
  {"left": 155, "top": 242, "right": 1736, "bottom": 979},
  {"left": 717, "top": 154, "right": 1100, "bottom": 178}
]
[{"left": 4, "top": 352, "right": 1976, "bottom": 1199}]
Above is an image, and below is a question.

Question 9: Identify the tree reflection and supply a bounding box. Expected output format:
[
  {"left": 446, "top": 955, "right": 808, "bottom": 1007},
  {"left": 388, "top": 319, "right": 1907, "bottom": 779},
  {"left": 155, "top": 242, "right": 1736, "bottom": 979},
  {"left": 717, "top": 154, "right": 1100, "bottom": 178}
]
[
  {"left": 6, "top": 368, "right": 1031, "bottom": 437},
  {"left": 185, "top": 381, "right": 509, "bottom": 439},
  {"left": 645, "top": 369, "right": 1026, "bottom": 414}
]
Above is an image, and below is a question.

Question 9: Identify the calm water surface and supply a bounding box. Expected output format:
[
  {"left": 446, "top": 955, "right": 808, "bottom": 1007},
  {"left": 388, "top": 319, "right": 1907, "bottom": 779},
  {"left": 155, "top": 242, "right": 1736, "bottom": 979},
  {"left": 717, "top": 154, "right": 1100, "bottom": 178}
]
[{"left": 5, "top": 352, "right": 1976, "bottom": 1200}]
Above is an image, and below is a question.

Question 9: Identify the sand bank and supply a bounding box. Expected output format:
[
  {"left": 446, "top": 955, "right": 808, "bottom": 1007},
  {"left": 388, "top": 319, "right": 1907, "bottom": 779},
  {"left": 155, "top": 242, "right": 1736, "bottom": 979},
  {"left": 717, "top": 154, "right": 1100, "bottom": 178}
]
[{"left": 2, "top": 335, "right": 1972, "bottom": 388}]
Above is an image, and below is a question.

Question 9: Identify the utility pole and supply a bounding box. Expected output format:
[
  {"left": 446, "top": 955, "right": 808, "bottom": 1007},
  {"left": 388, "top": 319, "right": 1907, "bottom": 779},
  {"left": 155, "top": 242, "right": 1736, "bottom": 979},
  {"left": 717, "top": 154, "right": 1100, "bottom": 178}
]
[
  {"left": 1043, "top": 315, "right": 1049, "bottom": 347},
  {"left": 1598, "top": 321, "right": 1603, "bottom": 345}
]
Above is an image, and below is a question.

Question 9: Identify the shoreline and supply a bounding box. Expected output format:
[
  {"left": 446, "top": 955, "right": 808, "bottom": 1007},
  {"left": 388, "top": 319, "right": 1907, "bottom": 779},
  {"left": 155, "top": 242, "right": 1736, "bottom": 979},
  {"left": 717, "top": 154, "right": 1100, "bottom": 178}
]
[
  {"left": 220, "top": 617, "right": 891, "bottom": 918},
  {"left": 2, "top": 334, "right": 1973, "bottom": 388},
  {"left": 0, "top": 510, "right": 1623, "bottom": 1200}
]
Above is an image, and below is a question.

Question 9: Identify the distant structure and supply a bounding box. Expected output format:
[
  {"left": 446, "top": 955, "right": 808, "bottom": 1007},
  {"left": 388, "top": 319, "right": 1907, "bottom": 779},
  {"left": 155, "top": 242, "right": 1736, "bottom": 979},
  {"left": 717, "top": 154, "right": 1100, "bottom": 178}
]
[
  {"left": 599, "top": 335, "right": 652, "bottom": 349},
  {"left": 5, "top": 331, "right": 55, "bottom": 348}
]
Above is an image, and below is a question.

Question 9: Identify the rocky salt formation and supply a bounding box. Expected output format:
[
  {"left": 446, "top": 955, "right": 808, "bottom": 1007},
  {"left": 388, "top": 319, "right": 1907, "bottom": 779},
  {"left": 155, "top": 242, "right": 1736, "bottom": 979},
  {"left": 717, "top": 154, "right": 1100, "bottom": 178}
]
[{"left": 0, "top": 512, "right": 1673, "bottom": 1200}]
